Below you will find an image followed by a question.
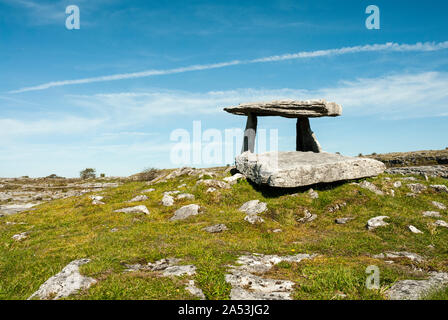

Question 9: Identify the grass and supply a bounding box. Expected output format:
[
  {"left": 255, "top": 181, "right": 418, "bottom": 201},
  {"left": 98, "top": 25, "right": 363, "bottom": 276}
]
[{"left": 0, "top": 169, "right": 447, "bottom": 300}]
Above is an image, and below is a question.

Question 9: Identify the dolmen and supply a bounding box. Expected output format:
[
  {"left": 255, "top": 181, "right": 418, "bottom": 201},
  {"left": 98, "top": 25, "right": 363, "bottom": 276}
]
[{"left": 224, "top": 99, "right": 385, "bottom": 188}]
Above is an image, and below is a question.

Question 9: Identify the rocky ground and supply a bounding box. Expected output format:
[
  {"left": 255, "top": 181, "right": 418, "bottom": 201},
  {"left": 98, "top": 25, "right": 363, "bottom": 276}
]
[{"left": 0, "top": 165, "right": 447, "bottom": 300}]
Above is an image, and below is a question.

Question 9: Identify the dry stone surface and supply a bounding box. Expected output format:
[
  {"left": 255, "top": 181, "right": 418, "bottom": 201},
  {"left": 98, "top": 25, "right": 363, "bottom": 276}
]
[
  {"left": 28, "top": 259, "right": 96, "bottom": 300},
  {"left": 387, "top": 272, "right": 448, "bottom": 300}
]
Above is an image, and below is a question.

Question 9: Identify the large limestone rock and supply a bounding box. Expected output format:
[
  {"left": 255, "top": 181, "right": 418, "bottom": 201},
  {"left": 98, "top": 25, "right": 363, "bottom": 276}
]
[
  {"left": 28, "top": 259, "right": 96, "bottom": 300},
  {"left": 224, "top": 99, "right": 342, "bottom": 118},
  {"left": 236, "top": 151, "right": 385, "bottom": 188},
  {"left": 386, "top": 272, "right": 448, "bottom": 300}
]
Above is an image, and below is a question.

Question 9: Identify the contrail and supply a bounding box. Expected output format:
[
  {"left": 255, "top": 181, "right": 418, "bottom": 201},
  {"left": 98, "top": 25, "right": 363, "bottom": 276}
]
[{"left": 10, "top": 41, "right": 448, "bottom": 94}]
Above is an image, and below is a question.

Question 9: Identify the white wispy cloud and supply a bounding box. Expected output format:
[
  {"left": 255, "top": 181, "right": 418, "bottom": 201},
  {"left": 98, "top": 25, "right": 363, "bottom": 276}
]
[
  {"left": 67, "top": 71, "right": 448, "bottom": 120},
  {"left": 10, "top": 41, "right": 448, "bottom": 93}
]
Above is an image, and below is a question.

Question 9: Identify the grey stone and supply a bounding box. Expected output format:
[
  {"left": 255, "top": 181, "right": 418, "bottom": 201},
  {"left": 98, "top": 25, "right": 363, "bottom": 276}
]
[
  {"left": 176, "top": 193, "right": 195, "bottom": 200},
  {"left": 430, "top": 184, "right": 448, "bottom": 193},
  {"left": 12, "top": 232, "right": 29, "bottom": 241},
  {"left": 358, "top": 181, "right": 384, "bottom": 195},
  {"left": 297, "top": 209, "right": 317, "bottom": 223},
  {"left": 223, "top": 99, "right": 342, "bottom": 118},
  {"left": 422, "top": 211, "right": 441, "bottom": 218},
  {"left": 366, "top": 216, "right": 390, "bottom": 230},
  {"left": 28, "top": 259, "right": 96, "bottom": 300},
  {"left": 393, "top": 181, "right": 402, "bottom": 188},
  {"left": 203, "top": 224, "right": 228, "bottom": 233},
  {"left": 170, "top": 204, "right": 201, "bottom": 221},
  {"left": 335, "top": 217, "right": 354, "bottom": 224},
  {"left": 226, "top": 253, "right": 315, "bottom": 300},
  {"left": 373, "top": 251, "right": 424, "bottom": 262},
  {"left": 114, "top": 205, "right": 149, "bottom": 215},
  {"left": 236, "top": 151, "right": 385, "bottom": 188},
  {"left": 161, "top": 194, "right": 174, "bottom": 206},
  {"left": 434, "top": 220, "right": 448, "bottom": 228},
  {"left": 408, "top": 183, "right": 427, "bottom": 194},
  {"left": 223, "top": 173, "right": 245, "bottom": 185},
  {"left": 386, "top": 272, "right": 448, "bottom": 300},
  {"left": 141, "top": 188, "right": 155, "bottom": 193},
  {"left": 206, "top": 187, "right": 217, "bottom": 193},
  {"left": 162, "top": 265, "right": 196, "bottom": 277},
  {"left": 239, "top": 200, "right": 267, "bottom": 215},
  {"left": 386, "top": 166, "right": 448, "bottom": 179},
  {"left": 307, "top": 188, "right": 319, "bottom": 199},
  {"left": 328, "top": 202, "right": 347, "bottom": 213},
  {"left": 196, "top": 179, "right": 230, "bottom": 189},
  {"left": 0, "top": 203, "right": 39, "bottom": 216},
  {"left": 127, "top": 195, "right": 148, "bottom": 202},
  {"left": 185, "top": 280, "right": 205, "bottom": 300},
  {"left": 432, "top": 201, "right": 446, "bottom": 210},
  {"left": 408, "top": 225, "right": 423, "bottom": 234},
  {"left": 244, "top": 214, "right": 265, "bottom": 224}
]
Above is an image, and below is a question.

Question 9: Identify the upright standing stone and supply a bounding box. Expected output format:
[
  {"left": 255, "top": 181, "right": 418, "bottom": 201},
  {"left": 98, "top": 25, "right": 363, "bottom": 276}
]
[
  {"left": 242, "top": 112, "right": 257, "bottom": 153},
  {"left": 296, "top": 118, "right": 322, "bottom": 152}
]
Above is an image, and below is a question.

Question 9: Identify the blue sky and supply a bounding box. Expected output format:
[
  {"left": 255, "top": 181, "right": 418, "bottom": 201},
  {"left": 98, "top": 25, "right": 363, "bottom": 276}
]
[{"left": 1, "top": 0, "right": 447, "bottom": 177}]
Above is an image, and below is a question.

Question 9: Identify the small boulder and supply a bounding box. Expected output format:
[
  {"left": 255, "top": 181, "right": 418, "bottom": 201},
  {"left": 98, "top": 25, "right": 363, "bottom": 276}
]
[
  {"left": 432, "top": 201, "right": 446, "bottom": 210},
  {"left": 206, "top": 187, "right": 217, "bottom": 193},
  {"left": 176, "top": 193, "right": 195, "bottom": 200},
  {"left": 366, "top": 216, "right": 390, "bottom": 230},
  {"left": 307, "top": 188, "right": 319, "bottom": 199},
  {"left": 239, "top": 200, "right": 267, "bottom": 215},
  {"left": 393, "top": 181, "right": 402, "bottom": 188},
  {"left": 358, "top": 181, "right": 384, "bottom": 195},
  {"left": 170, "top": 204, "right": 201, "bottom": 221},
  {"left": 127, "top": 195, "right": 148, "bottom": 202},
  {"left": 203, "top": 224, "right": 228, "bottom": 233},
  {"left": 141, "top": 188, "right": 155, "bottom": 193},
  {"left": 422, "top": 211, "right": 441, "bottom": 218},
  {"left": 297, "top": 209, "right": 317, "bottom": 223},
  {"left": 434, "top": 220, "right": 448, "bottom": 228},
  {"left": 12, "top": 232, "right": 29, "bottom": 241},
  {"left": 335, "top": 217, "right": 354, "bottom": 224},
  {"left": 223, "top": 173, "right": 245, "bottom": 185},
  {"left": 408, "top": 225, "right": 423, "bottom": 234},
  {"left": 430, "top": 185, "right": 448, "bottom": 193},
  {"left": 114, "top": 205, "right": 149, "bottom": 215},
  {"left": 196, "top": 179, "right": 230, "bottom": 189},
  {"left": 161, "top": 194, "right": 174, "bottom": 206},
  {"left": 407, "top": 183, "right": 427, "bottom": 194}
]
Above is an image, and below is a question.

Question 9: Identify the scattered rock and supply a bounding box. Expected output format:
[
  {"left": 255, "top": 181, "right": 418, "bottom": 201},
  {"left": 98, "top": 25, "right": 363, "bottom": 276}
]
[
  {"left": 307, "top": 188, "right": 319, "bottom": 199},
  {"left": 393, "top": 181, "right": 402, "bottom": 188},
  {"left": 170, "top": 204, "right": 201, "bottom": 221},
  {"left": 335, "top": 217, "right": 354, "bottom": 224},
  {"left": 226, "top": 253, "right": 316, "bottom": 300},
  {"left": 110, "top": 228, "right": 119, "bottom": 233},
  {"left": 114, "top": 205, "right": 149, "bottom": 215},
  {"left": 434, "top": 220, "right": 448, "bottom": 228},
  {"left": 386, "top": 272, "right": 448, "bottom": 300},
  {"left": 28, "top": 259, "right": 96, "bottom": 300},
  {"left": 358, "top": 181, "right": 384, "bottom": 196},
  {"left": 373, "top": 251, "right": 424, "bottom": 262},
  {"left": 328, "top": 202, "right": 347, "bottom": 213},
  {"left": 387, "top": 166, "right": 448, "bottom": 179},
  {"left": 196, "top": 179, "right": 230, "bottom": 189},
  {"left": 422, "top": 211, "right": 441, "bottom": 218},
  {"left": 239, "top": 200, "right": 267, "bottom": 215},
  {"left": 127, "top": 195, "right": 148, "bottom": 202},
  {"left": 432, "top": 201, "right": 446, "bottom": 210},
  {"left": 141, "top": 188, "right": 155, "bottom": 193},
  {"left": 206, "top": 187, "right": 217, "bottom": 193},
  {"left": 161, "top": 194, "right": 174, "bottom": 206},
  {"left": 223, "top": 173, "right": 245, "bottom": 185},
  {"left": 125, "top": 258, "right": 196, "bottom": 277},
  {"left": 406, "top": 193, "right": 417, "bottom": 198},
  {"left": 297, "top": 209, "right": 317, "bottom": 223},
  {"left": 203, "top": 224, "right": 228, "bottom": 233},
  {"left": 366, "top": 216, "right": 390, "bottom": 230},
  {"left": 239, "top": 200, "right": 267, "bottom": 225},
  {"left": 402, "top": 177, "right": 418, "bottom": 181},
  {"left": 177, "top": 183, "right": 187, "bottom": 188},
  {"left": 185, "top": 280, "right": 205, "bottom": 300},
  {"left": 164, "top": 190, "right": 181, "bottom": 195},
  {"left": 272, "top": 229, "right": 282, "bottom": 233},
  {"left": 176, "top": 193, "right": 195, "bottom": 200},
  {"left": 12, "top": 232, "right": 29, "bottom": 241},
  {"left": 430, "top": 184, "right": 448, "bottom": 193},
  {"left": 407, "top": 183, "right": 427, "bottom": 194},
  {"left": 408, "top": 225, "right": 423, "bottom": 234}
]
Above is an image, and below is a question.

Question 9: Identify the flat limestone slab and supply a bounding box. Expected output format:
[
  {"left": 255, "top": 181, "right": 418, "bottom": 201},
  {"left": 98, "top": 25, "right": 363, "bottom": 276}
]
[
  {"left": 236, "top": 151, "right": 386, "bottom": 188},
  {"left": 224, "top": 99, "right": 342, "bottom": 118}
]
